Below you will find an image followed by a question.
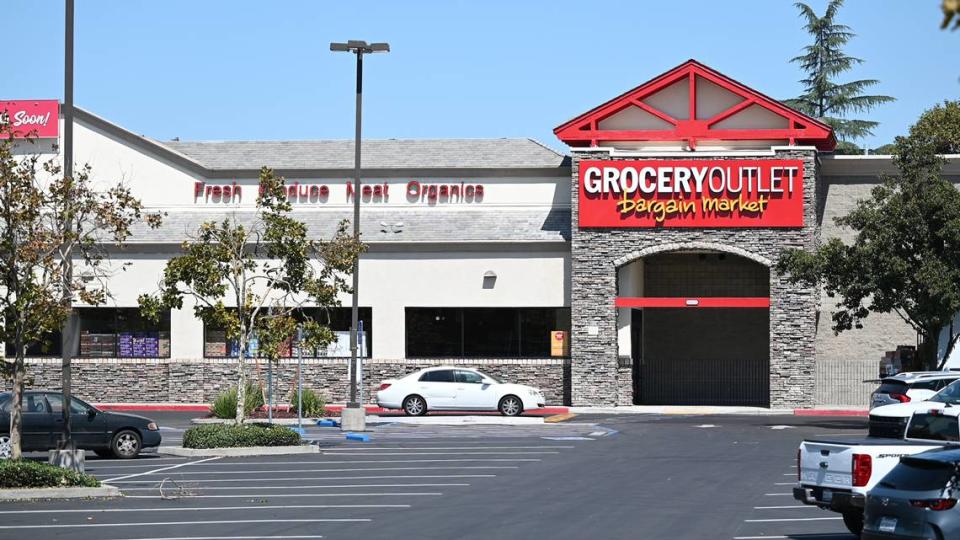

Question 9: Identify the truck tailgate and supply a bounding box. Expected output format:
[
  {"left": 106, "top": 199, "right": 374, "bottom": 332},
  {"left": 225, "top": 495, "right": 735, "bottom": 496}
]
[{"left": 800, "top": 441, "right": 857, "bottom": 489}]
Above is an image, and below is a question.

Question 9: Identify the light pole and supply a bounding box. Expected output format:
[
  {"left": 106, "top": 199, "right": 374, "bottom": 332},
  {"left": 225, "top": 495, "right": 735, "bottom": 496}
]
[{"left": 330, "top": 40, "right": 389, "bottom": 432}]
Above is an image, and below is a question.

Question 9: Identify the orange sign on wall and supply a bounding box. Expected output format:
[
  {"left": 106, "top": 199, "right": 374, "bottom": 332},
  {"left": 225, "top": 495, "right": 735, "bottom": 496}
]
[{"left": 551, "top": 331, "right": 569, "bottom": 357}]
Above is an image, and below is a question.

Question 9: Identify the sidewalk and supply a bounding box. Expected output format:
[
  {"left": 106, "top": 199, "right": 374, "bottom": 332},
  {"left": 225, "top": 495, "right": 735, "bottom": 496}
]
[{"left": 94, "top": 402, "right": 570, "bottom": 417}]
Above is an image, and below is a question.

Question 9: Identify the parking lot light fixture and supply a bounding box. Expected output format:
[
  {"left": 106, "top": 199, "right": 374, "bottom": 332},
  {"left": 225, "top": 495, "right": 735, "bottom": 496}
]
[{"left": 330, "top": 40, "right": 389, "bottom": 432}]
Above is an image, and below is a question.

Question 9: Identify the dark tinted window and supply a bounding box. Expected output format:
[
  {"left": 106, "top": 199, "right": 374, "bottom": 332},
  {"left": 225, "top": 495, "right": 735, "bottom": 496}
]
[
  {"left": 878, "top": 381, "right": 909, "bottom": 394},
  {"left": 878, "top": 459, "right": 955, "bottom": 490},
  {"left": 456, "top": 370, "right": 484, "bottom": 384},
  {"left": 911, "top": 380, "right": 948, "bottom": 391},
  {"left": 906, "top": 413, "right": 960, "bottom": 441},
  {"left": 931, "top": 381, "right": 960, "bottom": 404},
  {"left": 420, "top": 370, "right": 455, "bottom": 383},
  {"left": 23, "top": 394, "right": 49, "bottom": 414},
  {"left": 406, "top": 308, "right": 571, "bottom": 358},
  {"left": 4, "top": 331, "right": 62, "bottom": 357}
]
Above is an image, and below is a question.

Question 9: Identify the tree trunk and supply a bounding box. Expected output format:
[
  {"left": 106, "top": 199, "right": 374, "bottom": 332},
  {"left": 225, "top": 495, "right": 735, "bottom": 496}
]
[
  {"left": 9, "top": 347, "right": 25, "bottom": 460},
  {"left": 235, "top": 343, "right": 246, "bottom": 424}
]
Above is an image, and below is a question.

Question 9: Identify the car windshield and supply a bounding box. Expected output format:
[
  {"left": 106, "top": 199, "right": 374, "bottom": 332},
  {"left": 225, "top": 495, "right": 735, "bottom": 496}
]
[{"left": 930, "top": 380, "right": 960, "bottom": 404}]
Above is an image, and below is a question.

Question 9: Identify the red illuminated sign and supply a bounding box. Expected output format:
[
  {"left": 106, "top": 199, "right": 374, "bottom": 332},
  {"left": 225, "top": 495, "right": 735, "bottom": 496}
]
[
  {"left": 578, "top": 159, "right": 803, "bottom": 228},
  {"left": 0, "top": 100, "right": 59, "bottom": 139}
]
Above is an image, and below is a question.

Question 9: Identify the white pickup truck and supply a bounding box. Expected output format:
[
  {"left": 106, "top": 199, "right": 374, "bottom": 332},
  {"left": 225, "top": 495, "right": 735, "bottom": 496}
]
[{"left": 793, "top": 407, "right": 960, "bottom": 535}]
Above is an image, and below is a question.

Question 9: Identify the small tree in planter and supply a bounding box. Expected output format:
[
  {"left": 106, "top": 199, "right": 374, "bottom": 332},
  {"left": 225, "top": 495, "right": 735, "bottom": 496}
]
[
  {"left": 0, "top": 119, "right": 160, "bottom": 459},
  {"left": 139, "top": 167, "right": 362, "bottom": 423}
]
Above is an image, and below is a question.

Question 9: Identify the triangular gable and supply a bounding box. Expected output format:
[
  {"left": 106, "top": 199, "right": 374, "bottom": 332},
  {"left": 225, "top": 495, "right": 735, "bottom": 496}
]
[{"left": 554, "top": 60, "right": 835, "bottom": 151}]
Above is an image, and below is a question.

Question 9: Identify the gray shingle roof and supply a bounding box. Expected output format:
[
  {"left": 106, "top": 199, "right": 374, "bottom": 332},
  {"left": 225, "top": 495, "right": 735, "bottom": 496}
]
[
  {"left": 161, "top": 139, "right": 567, "bottom": 171},
  {"left": 130, "top": 208, "right": 570, "bottom": 244}
]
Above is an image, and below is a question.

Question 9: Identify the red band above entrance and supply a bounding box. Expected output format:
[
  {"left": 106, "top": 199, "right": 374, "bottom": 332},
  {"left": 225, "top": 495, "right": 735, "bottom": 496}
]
[{"left": 614, "top": 297, "right": 770, "bottom": 308}]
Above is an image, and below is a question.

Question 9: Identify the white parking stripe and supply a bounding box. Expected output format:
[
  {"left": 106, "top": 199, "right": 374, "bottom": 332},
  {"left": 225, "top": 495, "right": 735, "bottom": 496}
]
[
  {"left": 752, "top": 505, "right": 816, "bottom": 509},
  {"left": 0, "top": 505, "right": 409, "bottom": 514},
  {"left": 124, "top": 492, "right": 442, "bottom": 499},
  {"left": 318, "top": 451, "right": 559, "bottom": 455},
  {"left": 122, "top": 483, "right": 470, "bottom": 491},
  {"left": 93, "top": 459, "right": 540, "bottom": 470},
  {"left": 320, "top": 446, "right": 574, "bottom": 451},
  {"left": 0, "top": 519, "right": 369, "bottom": 530},
  {"left": 110, "top": 537, "right": 324, "bottom": 540},
  {"left": 763, "top": 493, "right": 793, "bottom": 496},
  {"left": 103, "top": 456, "right": 222, "bottom": 483},
  {"left": 111, "top": 474, "right": 495, "bottom": 484},
  {"left": 773, "top": 482, "right": 795, "bottom": 485},
  {"left": 90, "top": 457, "right": 187, "bottom": 463},
  {"left": 112, "top": 466, "right": 518, "bottom": 475},
  {"left": 734, "top": 536, "right": 843, "bottom": 539},
  {"left": 745, "top": 517, "right": 842, "bottom": 523}
]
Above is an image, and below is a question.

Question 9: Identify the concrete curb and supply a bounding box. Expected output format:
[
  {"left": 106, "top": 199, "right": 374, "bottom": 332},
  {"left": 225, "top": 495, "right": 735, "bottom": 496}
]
[
  {"left": 365, "top": 415, "right": 545, "bottom": 426},
  {"left": 794, "top": 408, "right": 868, "bottom": 417},
  {"left": 190, "top": 418, "right": 319, "bottom": 426},
  {"left": 569, "top": 406, "right": 796, "bottom": 416},
  {"left": 0, "top": 485, "right": 121, "bottom": 501},
  {"left": 159, "top": 445, "right": 320, "bottom": 457}
]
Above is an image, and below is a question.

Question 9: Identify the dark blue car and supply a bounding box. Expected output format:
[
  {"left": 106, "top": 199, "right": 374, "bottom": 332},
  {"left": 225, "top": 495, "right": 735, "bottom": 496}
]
[{"left": 0, "top": 390, "right": 161, "bottom": 459}]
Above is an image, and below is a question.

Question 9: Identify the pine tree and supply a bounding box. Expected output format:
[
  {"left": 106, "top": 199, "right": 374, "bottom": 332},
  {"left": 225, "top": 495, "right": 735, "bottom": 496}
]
[{"left": 785, "top": 0, "right": 894, "bottom": 142}]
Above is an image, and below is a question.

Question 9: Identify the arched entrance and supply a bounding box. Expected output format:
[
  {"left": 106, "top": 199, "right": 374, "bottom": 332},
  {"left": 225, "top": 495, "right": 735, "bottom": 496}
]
[{"left": 616, "top": 249, "right": 770, "bottom": 406}]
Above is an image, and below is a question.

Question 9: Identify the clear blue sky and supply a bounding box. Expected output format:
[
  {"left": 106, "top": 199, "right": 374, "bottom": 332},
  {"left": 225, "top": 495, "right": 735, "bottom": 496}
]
[{"left": 4, "top": 1, "right": 958, "bottom": 151}]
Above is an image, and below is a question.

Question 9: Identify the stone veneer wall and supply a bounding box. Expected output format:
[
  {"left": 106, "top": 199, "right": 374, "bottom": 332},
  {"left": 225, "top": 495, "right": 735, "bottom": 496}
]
[
  {"left": 4, "top": 357, "right": 569, "bottom": 406},
  {"left": 570, "top": 149, "right": 820, "bottom": 408}
]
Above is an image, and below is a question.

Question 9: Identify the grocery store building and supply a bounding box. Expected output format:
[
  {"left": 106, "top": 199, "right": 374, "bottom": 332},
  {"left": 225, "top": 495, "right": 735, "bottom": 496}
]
[{"left": 5, "top": 60, "right": 958, "bottom": 408}]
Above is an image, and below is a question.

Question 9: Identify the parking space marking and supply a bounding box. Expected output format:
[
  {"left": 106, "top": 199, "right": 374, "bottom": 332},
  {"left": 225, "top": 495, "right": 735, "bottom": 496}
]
[
  {"left": 124, "top": 492, "right": 443, "bottom": 499},
  {"left": 121, "top": 482, "right": 471, "bottom": 491},
  {"left": 752, "top": 505, "right": 815, "bottom": 510},
  {"left": 734, "top": 535, "right": 847, "bottom": 539},
  {"left": 115, "top": 466, "right": 519, "bottom": 475},
  {"left": 319, "top": 445, "right": 574, "bottom": 450},
  {"left": 745, "top": 517, "right": 842, "bottom": 523},
  {"left": 100, "top": 456, "right": 223, "bottom": 482},
  {"left": 0, "top": 504, "right": 410, "bottom": 514},
  {"left": 763, "top": 493, "right": 793, "bottom": 496},
  {"left": 89, "top": 457, "right": 188, "bottom": 464},
  {"left": 112, "top": 474, "right": 496, "bottom": 484},
  {"left": 95, "top": 458, "right": 540, "bottom": 470},
  {"left": 317, "top": 451, "right": 559, "bottom": 456},
  {"left": 110, "top": 537, "right": 325, "bottom": 540},
  {"left": 0, "top": 519, "right": 371, "bottom": 530},
  {"left": 773, "top": 482, "right": 795, "bottom": 485}
]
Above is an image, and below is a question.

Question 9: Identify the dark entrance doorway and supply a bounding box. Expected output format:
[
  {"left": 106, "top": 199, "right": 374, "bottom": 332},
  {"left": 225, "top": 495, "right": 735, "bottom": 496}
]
[{"left": 619, "top": 252, "right": 770, "bottom": 407}]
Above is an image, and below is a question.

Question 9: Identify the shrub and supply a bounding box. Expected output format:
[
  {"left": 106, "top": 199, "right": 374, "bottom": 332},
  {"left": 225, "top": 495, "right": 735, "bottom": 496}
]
[
  {"left": 210, "top": 382, "right": 265, "bottom": 419},
  {"left": 0, "top": 460, "right": 100, "bottom": 489},
  {"left": 183, "top": 423, "right": 302, "bottom": 449},
  {"left": 289, "top": 388, "right": 326, "bottom": 417}
]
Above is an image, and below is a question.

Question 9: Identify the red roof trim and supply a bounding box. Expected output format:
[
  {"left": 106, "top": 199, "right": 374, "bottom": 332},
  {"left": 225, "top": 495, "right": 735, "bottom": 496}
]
[{"left": 554, "top": 60, "right": 835, "bottom": 151}]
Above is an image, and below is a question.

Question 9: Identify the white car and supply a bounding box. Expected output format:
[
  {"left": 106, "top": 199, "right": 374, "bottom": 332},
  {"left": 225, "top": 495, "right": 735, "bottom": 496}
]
[
  {"left": 375, "top": 366, "right": 546, "bottom": 416},
  {"left": 868, "top": 378, "right": 960, "bottom": 438}
]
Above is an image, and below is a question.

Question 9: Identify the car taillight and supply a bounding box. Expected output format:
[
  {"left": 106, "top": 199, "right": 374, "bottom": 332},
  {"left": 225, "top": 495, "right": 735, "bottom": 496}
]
[
  {"left": 378, "top": 383, "right": 391, "bottom": 391},
  {"left": 797, "top": 448, "right": 801, "bottom": 481},
  {"left": 852, "top": 454, "right": 872, "bottom": 487},
  {"left": 911, "top": 498, "right": 957, "bottom": 511},
  {"left": 890, "top": 393, "right": 911, "bottom": 403}
]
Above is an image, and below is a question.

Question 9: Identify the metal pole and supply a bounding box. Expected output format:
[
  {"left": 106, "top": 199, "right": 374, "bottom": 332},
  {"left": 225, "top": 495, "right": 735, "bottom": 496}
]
[
  {"left": 268, "top": 355, "right": 273, "bottom": 424},
  {"left": 59, "top": 0, "right": 75, "bottom": 452},
  {"left": 347, "top": 50, "right": 362, "bottom": 409},
  {"left": 297, "top": 325, "right": 303, "bottom": 431}
]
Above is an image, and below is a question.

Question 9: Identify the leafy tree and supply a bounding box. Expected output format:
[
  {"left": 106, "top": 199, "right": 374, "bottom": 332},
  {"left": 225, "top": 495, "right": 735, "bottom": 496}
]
[
  {"left": 945, "top": 0, "right": 960, "bottom": 30},
  {"left": 777, "top": 100, "right": 960, "bottom": 369},
  {"left": 139, "top": 168, "right": 363, "bottom": 423},
  {"left": 0, "top": 118, "right": 159, "bottom": 459},
  {"left": 784, "top": 0, "right": 895, "bottom": 142}
]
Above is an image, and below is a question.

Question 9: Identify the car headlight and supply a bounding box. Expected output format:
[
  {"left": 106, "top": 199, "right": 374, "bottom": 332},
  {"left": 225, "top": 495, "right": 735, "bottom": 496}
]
[{"left": 146, "top": 422, "right": 159, "bottom": 431}]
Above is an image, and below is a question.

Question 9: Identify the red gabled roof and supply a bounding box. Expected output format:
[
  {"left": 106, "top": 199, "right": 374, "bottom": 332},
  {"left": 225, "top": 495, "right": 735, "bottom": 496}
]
[{"left": 554, "top": 59, "right": 835, "bottom": 151}]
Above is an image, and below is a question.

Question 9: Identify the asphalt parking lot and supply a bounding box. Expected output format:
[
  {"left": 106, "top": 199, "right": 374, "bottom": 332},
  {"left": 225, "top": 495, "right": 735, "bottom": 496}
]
[{"left": 0, "top": 412, "right": 867, "bottom": 540}]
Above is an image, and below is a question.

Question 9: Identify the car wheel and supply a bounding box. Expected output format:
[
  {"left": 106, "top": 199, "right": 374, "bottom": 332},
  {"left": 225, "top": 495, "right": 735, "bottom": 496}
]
[
  {"left": 498, "top": 395, "right": 523, "bottom": 417},
  {"left": 842, "top": 511, "right": 863, "bottom": 536},
  {"left": 403, "top": 395, "right": 427, "bottom": 416},
  {"left": 0, "top": 434, "right": 11, "bottom": 460},
  {"left": 111, "top": 430, "right": 141, "bottom": 459}
]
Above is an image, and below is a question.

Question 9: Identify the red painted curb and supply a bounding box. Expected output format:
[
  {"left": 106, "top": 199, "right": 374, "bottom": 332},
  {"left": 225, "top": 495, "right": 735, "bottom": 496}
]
[{"left": 794, "top": 409, "right": 868, "bottom": 417}]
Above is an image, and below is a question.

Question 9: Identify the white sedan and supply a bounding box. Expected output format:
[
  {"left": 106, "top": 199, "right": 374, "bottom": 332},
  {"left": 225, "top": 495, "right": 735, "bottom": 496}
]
[{"left": 376, "top": 367, "right": 545, "bottom": 416}]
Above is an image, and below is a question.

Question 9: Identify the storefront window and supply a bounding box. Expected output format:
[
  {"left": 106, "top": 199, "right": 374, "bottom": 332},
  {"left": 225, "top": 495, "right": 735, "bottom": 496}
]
[
  {"left": 77, "top": 308, "right": 171, "bottom": 358},
  {"left": 203, "top": 307, "right": 372, "bottom": 358},
  {"left": 4, "top": 331, "right": 62, "bottom": 357},
  {"left": 405, "top": 307, "right": 571, "bottom": 358}
]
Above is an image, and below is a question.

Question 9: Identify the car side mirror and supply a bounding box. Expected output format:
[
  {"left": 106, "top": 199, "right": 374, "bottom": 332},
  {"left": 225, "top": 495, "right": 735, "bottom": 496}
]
[{"left": 87, "top": 408, "right": 97, "bottom": 419}]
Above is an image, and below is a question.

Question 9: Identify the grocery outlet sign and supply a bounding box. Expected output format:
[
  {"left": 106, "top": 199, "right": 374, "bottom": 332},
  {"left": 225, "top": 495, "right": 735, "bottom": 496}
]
[
  {"left": 0, "top": 100, "right": 60, "bottom": 139},
  {"left": 578, "top": 159, "right": 804, "bottom": 228}
]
